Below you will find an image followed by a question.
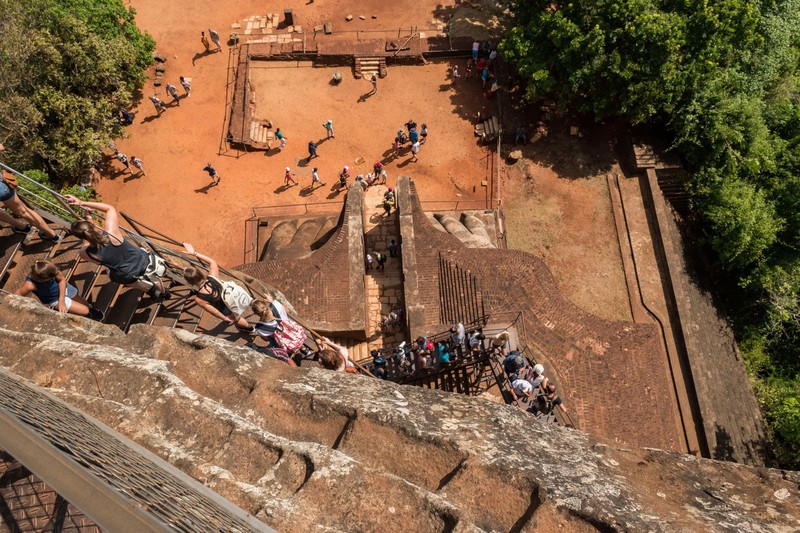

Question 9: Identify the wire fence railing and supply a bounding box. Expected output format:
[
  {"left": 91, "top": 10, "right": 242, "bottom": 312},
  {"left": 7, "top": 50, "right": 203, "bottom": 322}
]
[{"left": 0, "top": 163, "right": 374, "bottom": 377}]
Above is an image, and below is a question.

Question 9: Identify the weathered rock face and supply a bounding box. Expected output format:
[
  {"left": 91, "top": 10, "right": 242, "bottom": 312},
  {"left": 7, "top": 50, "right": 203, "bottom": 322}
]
[{"left": 0, "top": 295, "right": 797, "bottom": 532}]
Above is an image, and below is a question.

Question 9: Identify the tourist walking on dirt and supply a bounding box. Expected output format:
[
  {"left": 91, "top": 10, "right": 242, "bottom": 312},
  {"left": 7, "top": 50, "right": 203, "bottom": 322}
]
[
  {"left": 284, "top": 167, "right": 298, "bottom": 187},
  {"left": 202, "top": 163, "right": 221, "bottom": 185},
  {"left": 452, "top": 65, "right": 460, "bottom": 84},
  {"left": 370, "top": 74, "right": 378, "bottom": 94},
  {"left": 472, "top": 41, "right": 480, "bottom": 60},
  {"left": 366, "top": 253, "right": 374, "bottom": 270},
  {"left": 481, "top": 67, "right": 489, "bottom": 88},
  {"left": 338, "top": 166, "right": 349, "bottom": 191},
  {"left": 149, "top": 95, "right": 167, "bottom": 115},
  {"left": 465, "top": 58, "right": 474, "bottom": 79},
  {"left": 166, "top": 83, "right": 180, "bottom": 105},
  {"left": 180, "top": 76, "right": 191, "bottom": 96},
  {"left": 208, "top": 28, "right": 222, "bottom": 51},
  {"left": 323, "top": 119, "right": 334, "bottom": 139},
  {"left": 120, "top": 109, "right": 134, "bottom": 125},
  {"left": 308, "top": 140, "right": 318, "bottom": 159},
  {"left": 200, "top": 31, "right": 210, "bottom": 52},
  {"left": 393, "top": 136, "right": 402, "bottom": 158},
  {"left": 115, "top": 151, "right": 131, "bottom": 173},
  {"left": 388, "top": 239, "right": 398, "bottom": 257},
  {"left": 130, "top": 156, "right": 145, "bottom": 176},
  {"left": 420, "top": 124, "right": 428, "bottom": 144},
  {"left": 66, "top": 196, "right": 171, "bottom": 300},
  {"left": 410, "top": 140, "right": 420, "bottom": 162},
  {"left": 311, "top": 167, "right": 324, "bottom": 189},
  {"left": 275, "top": 128, "right": 286, "bottom": 150}
]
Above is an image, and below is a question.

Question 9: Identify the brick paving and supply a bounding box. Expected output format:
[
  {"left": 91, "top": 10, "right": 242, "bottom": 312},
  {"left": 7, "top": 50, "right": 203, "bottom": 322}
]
[
  {"left": 361, "top": 185, "right": 405, "bottom": 357},
  {"left": 399, "top": 177, "right": 683, "bottom": 451},
  {"left": 235, "top": 186, "right": 366, "bottom": 333}
]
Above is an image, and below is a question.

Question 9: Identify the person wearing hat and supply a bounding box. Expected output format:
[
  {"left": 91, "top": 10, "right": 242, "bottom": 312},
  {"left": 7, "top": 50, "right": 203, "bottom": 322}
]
[
  {"left": 323, "top": 119, "right": 335, "bottom": 139},
  {"left": 510, "top": 378, "right": 534, "bottom": 401},
  {"left": 528, "top": 363, "right": 548, "bottom": 389},
  {"left": 284, "top": 167, "right": 298, "bottom": 187}
]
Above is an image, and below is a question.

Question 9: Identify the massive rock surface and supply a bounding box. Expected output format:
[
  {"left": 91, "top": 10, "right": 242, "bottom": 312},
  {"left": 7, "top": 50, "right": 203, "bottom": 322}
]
[{"left": 0, "top": 295, "right": 797, "bottom": 532}]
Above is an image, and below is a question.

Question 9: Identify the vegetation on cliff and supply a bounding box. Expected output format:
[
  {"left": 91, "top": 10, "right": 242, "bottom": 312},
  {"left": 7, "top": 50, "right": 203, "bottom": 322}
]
[
  {"left": 500, "top": 0, "right": 800, "bottom": 467},
  {"left": 0, "top": 0, "right": 154, "bottom": 180}
]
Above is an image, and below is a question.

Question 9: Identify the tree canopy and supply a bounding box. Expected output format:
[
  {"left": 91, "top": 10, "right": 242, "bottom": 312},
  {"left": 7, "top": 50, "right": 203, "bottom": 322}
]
[
  {"left": 501, "top": 0, "right": 800, "bottom": 466},
  {"left": 0, "top": 0, "right": 154, "bottom": 180}
]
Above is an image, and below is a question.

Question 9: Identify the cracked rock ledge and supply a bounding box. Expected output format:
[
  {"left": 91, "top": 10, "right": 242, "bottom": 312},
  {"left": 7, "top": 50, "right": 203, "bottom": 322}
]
[{"left": 0, "top": 295, "right": 797, "bottom": 532}]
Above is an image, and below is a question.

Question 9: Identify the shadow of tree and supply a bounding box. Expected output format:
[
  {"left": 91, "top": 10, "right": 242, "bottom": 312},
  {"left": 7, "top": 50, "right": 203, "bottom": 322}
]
[{"left": 519, "top": 128, "right": 616, "bottom": 180}]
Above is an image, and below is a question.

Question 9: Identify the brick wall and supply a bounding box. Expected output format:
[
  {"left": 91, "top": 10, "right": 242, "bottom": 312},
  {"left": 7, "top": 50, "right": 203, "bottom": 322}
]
[
  {"left": 400, "top": 177, "right": 682, "bottom": 451},
  {"left": 235, "top": 185, "right": 366, "bottom": 335}
]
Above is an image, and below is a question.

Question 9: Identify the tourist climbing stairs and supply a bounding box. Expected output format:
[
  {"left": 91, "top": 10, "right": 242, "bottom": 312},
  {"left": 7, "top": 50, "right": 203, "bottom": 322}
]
[
  {"left": 0, "top": 164, "right": 382, "bottom": 374},
  {"left": 353, "top": 57, "right": 387, "bottom": 80}
]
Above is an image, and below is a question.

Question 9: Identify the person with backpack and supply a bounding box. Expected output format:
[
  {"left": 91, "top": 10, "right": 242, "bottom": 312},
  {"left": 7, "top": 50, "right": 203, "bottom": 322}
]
[
  {"left": 67, "top": 196, "right": 170, "bottom": 300},
  {"left": 536, "top": 384, "right": 567, "bottom": 415},
  {"left": 250, "top": 294, "right": 307, "bottom": 356},
  {"left": 182, "top": 242, "right": 255, "bottom": 332}
]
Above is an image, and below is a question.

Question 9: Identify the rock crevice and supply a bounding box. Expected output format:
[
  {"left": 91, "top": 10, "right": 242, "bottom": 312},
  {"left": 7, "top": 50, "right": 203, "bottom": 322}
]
[{"left": 0, "top": 295, "right": 797, "bottom": 532}]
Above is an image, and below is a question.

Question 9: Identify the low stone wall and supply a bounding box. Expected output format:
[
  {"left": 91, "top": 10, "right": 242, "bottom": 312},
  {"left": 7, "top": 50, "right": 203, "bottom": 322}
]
[
  {"left": 0, "top": 295, "right": 796, "bottom": 532},
  {"left": 643, "top": 168, "right": 768, "bottom": 465}
]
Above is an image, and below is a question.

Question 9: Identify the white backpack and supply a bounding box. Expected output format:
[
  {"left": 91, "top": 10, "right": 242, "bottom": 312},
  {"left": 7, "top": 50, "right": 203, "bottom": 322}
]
[{"left": 208, "top": 276, "right": 252, "bottom": 319}]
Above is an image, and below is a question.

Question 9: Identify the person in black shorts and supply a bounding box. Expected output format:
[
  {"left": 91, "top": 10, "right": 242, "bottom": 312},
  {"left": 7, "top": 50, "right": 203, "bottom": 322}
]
[{"left": 66, "top": 196, "right": 170, "bottom": 300}]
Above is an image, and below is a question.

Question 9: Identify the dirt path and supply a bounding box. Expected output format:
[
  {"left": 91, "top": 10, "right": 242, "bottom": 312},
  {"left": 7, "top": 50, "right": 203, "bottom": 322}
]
[
  {"left": 96, "top": 0, "right": 497, "bottom": 266},
  {"left": 502, "top": 131, "right": 632, "bottom": 323}
]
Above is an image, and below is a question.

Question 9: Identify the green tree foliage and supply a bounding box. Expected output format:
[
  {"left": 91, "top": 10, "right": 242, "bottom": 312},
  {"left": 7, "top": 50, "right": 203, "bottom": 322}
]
[
  {"left": 501, "top": 0, "right": 800, "bottom": 466},
  {"left": 705, "top": 179, "right": 782, "bottom": 268},
  {"left": 0, "top": 0, "right": 154, "bottom": 180}
]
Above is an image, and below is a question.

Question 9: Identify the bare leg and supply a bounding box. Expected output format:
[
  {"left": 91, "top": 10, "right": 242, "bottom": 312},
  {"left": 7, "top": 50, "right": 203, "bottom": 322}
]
[
  {"left": 0, "top": 208, "right": 29, "bottom": 231},
  {"left": 68, "top": 300, "right": 91, "bottom": 317},
  {"left": 3, "top": 196, "right": 57, "bottom": 237}
]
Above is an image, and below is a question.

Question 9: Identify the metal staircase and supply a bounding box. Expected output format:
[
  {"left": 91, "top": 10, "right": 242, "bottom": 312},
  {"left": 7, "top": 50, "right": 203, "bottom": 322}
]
[{"left": 0, "top": 163, "right": 381, "bottom": 373}]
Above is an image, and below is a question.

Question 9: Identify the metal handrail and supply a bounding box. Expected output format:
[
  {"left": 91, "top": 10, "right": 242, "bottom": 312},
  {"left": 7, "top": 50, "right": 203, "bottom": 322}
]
[
  {"left": 0, "top": 162, "right": 84, "bottom": 224},
  {"left": 425, "top": 314, "right": 490, "bottom": 344},
  {"left": 1, "top": 163, "right": 371, "bottom": 376}
]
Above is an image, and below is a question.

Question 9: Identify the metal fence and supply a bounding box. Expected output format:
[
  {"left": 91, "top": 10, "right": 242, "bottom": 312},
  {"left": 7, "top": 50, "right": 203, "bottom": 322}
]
[{"left": 0, "top": 369, "right": 273, "bottom": 532}]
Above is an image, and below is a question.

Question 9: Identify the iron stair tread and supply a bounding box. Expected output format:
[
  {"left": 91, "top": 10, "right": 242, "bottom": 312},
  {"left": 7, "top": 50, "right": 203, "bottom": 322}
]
[
  {"left": 86, "top": 270, "right": 121, "bottom": 315},
  {"left": 1, "top": 232, "right": 64, "bottom": 293},
  {"left": 146, "top": 286, "right": 195, "bottom": 328},
  {"left": 104, "top": 288, "right": 145, "bottom": 331},
  {"left": 0, "top": 227, "right": 29, "bottom": 283},
  {"left": 67, "top": 259, "right": 104, "bottom": 301}
]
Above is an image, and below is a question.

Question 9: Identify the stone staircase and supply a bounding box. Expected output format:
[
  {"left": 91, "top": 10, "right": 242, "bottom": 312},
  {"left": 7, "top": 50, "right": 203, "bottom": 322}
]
[
  {"left": 353, "top": 57, "right": 387, "bottom": 80},
  {"left": 438, "top": 253, "right": 486, "bottom": 327}
]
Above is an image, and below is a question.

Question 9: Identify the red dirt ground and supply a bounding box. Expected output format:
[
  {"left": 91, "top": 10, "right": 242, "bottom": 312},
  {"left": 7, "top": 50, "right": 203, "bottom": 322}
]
[{"left": 97, "top": 0, "right": 497, "bottom": 265}]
